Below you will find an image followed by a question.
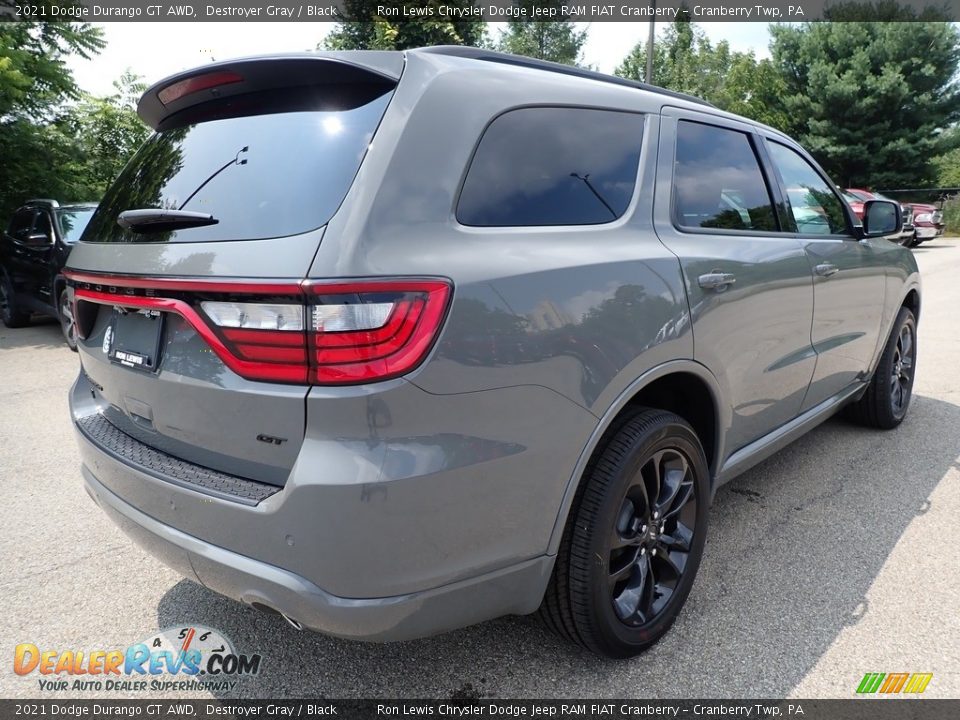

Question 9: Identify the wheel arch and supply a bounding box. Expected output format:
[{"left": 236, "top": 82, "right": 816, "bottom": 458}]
[
  {"left": 902, "top": 286, "right": 920, "bottom": 323},
  {"left": 546, "top": 359, "right": 727, "bottom": 555},
  {"left": 53, "top": 274, "right": 68, "bottom": 316}
]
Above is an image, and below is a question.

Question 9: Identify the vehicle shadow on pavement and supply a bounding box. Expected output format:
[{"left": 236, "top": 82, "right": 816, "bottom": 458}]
[
  {"left": 0, "top": 320, "right": 64, "bottom": 352},
  {"left": 157, "top": 393, "right": 960, "bottom": 699}
]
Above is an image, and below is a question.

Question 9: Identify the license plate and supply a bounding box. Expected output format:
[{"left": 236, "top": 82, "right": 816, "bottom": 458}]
[{"left": 107, "top": 308, "right": 164, "bottom": 373}]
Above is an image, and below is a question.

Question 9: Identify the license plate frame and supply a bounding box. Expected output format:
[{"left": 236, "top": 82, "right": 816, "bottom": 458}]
[{"left": 107, "top": 308, "right": 165, "bottom": 373}]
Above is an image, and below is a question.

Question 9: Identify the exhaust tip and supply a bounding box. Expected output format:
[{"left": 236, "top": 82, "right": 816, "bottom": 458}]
[
  {"left": 281, "top": 614, "right": 304, "bottom": 631},
  {"left": 248, "top": 601, "right": 302, "bottom": 630}
]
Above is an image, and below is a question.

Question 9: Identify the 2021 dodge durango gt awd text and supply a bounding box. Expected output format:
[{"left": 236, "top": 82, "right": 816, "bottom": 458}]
[{"left": 67, "top": 48, "right": 920, "bottom": 658}]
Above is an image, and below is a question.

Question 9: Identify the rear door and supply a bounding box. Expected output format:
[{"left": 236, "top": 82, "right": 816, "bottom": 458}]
[
  {"left": 654, "top": 109, "right": 816, "bottom": 454},
  {"left": 760, "top": 137, "right": 887, "bottom": 410},
  {"left": 66, "top": 57, "right": 399, "bottom": 486}
]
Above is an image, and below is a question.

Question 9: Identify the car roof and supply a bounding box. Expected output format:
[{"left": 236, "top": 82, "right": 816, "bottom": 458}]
[{"left": 417, "top": 46, "right": 717, "bottom": 109}]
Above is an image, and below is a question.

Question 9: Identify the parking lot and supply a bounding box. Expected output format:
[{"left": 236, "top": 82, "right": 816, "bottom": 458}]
[{"left": 1, "top": 239, "right": 958, "bottom": 700}]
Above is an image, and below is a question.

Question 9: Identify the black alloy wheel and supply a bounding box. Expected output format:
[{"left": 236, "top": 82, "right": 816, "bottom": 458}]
[
  {"left": 889, "top": 321, "right": 914, "bottom": 417},
  {"left": 846, "top": 306, "right": 917, "bottom": 429},
  {"left": 609, "top": 447, "right": 698, "bottom": 627},
  {"left": 539, "top": 408, "right": 709, "bottom": 658}
]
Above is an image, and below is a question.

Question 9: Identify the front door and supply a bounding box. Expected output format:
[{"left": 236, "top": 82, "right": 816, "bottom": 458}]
[
  {"left": 654, "top": 110, "right": 816, "bottom": 455},
  {"left": 761, "top": 138, "right": 887, "bottom": 410}
]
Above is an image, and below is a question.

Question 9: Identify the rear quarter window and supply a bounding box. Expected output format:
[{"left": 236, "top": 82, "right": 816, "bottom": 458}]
[
  {"left": 82, "top": 87, "right": 393, "bottom": 244},
  {"left": 457, "top": 106, "right": 644, "bottom": 227}
]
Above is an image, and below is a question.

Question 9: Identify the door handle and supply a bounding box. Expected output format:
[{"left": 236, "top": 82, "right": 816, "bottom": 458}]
[
  {"left": 815, "top": 263, "right": 839, "bottom": 277},
  {"left": 698, "top": 272, "right": 737, "bottom": 290}
]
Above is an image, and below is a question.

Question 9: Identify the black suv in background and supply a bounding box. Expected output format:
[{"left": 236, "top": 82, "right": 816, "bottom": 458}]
[{"left": 0, "top": 199, "right": 97, "bottom": 349}]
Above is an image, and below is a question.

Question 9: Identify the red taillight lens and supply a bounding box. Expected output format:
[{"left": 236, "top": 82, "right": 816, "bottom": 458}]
[
  {"left": 305, "top": 281, "right": 451, "bottom": 384},
  {"left": 157, "top": 71, "right": 244, "bottom": 105},
  {"left": 68, "top": 275, "right": 451, "bottom": 385}
]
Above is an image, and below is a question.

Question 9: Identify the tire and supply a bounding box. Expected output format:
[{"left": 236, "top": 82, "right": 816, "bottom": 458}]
[
  {"left": 898, "top": 233, "right": 914, "bottom": 248},
  {"left": 59, "top": 288, "right": 78, "bottom": 351},
  {"left": 0, "top": 272, "right": 30, "bottom": 329},
  {"left": 845, "top": 307, "right": 917, "bottom": 429},
  {"left": 539, "top": 409, "right": 710, "bottom": 658}
]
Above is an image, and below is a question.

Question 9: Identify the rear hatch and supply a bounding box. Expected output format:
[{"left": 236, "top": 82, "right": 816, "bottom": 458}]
[{"left": 66, "top": 54, "right": 400, "bottom": 486}]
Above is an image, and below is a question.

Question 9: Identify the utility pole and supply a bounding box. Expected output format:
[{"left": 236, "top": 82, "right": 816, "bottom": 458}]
[{"left": 645, "top": 3, "right": 656, "bottom": 84}]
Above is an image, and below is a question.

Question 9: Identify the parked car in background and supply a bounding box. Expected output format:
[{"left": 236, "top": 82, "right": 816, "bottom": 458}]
[
  {"left": 909, "top": 202, "right": 945, "bottom": 245},
  {"left": 845, "top": 188, "right": 916, "bottom": 246},
  {"left": 0, "top": 199, "right": 97, "bottom": 349},
  {"left": 67, "top": 48, "right": 920, "bottom": 658}
]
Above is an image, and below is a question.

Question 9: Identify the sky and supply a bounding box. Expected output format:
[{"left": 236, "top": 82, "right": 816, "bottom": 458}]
[{"left": 67, "top": 22, "right": 774, "bottom": 97}]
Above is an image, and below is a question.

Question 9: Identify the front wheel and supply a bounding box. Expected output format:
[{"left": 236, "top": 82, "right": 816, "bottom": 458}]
[
  {"left": 539, "top": 409, "right": 709, "bottom": 658},
  {"left": 0, "top": 273, "right": 30, "bottom": 329},
  {"left": 59, "top": 289, "right": 78, "bottom": 351},
  {"left": 846, "top": 307, "right": 917, "bottom": 429}
]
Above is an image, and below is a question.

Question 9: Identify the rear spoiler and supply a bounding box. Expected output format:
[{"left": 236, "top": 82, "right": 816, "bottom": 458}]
[{"left": 138, "top": 52, "right": 404, "bottom": 130}]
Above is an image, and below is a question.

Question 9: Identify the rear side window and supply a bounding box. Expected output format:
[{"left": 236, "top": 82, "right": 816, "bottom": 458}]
[
  {"left": 457, "top": 107, "right": 644, "bottom": 227},
  {"left": 766, "top": 141, "right": 849, "bottom": 236},
  {"left": 673, "top": 121, "right": 777, "bottom": 232},
  {"left": 82, "top": 87, "right": 393, "bottom": 243}
]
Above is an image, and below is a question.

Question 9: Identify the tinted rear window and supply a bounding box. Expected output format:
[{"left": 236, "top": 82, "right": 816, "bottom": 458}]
[
  {"left": 82, "top": 87, "right": 393, "bottom": 243},
  {"left": 457, "top": 107, "right": 644, "bottom": 227}
]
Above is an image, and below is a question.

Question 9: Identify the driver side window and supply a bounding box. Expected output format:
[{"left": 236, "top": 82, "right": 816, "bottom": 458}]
[
  {"left": 767, "top": 141, "right": 849, "bottom": 236},
  {"left": 8, "top": 208, "right": 36, "bottom": 239},
  {"left": 32, "top": 212, "right": 53, "bottom": 243}
]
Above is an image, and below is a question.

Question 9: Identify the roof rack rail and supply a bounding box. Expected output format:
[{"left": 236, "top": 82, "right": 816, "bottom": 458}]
[
  {"left": 418, "top": 46, "right": 717, "bottom": 109},
  {"left": 25, "top": 198, "right": 60, "bottom": 208}
]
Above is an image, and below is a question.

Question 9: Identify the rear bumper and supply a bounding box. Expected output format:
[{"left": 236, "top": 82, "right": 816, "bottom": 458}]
[
  {"left": 82, "top": 467, "right": 552, "bottom": 641},
  {"left": 71, "top": 368, "right": 595, "bottom": 639},
  {"left": 915, "top": 225, "right": 944, "bottom": 240}
]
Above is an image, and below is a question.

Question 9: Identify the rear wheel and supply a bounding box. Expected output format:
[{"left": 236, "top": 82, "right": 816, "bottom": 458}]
[
  {"left": 539, "top": 409, "right": 709, "bottom": 658},
  {"left": 0, "top": 273, "right": 30, "bottom": 329},
  {"left": 846, "top": 307, "right": 916, "bottom": 429},
  {"left": 59, "top": 288, "right": 78, "bottom": 351}
]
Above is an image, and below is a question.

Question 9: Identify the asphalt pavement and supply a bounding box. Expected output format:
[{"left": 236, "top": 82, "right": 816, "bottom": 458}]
[{"left": 1, "top": 239, "right": 958, "bottom": 699}]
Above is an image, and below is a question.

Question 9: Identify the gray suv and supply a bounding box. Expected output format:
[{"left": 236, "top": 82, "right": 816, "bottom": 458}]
[{"left": 66, "top": 48, "right": 920, "bottom": 658}]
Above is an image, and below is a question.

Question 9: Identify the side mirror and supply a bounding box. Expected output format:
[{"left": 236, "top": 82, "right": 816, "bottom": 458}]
[
  {"left": 860, "top": 199, "right": 901, "bottom": 239},
  {"left": 24, "top": 232, "right": 52, "bottom": 247}
]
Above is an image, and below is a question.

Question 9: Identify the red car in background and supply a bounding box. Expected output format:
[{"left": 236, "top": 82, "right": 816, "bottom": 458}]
[
  {"left": 906, "top": 202, "right": 945, "bottom": 244},
  {"left": 844, "top": 188, "right": 919, "bottom": 246}
]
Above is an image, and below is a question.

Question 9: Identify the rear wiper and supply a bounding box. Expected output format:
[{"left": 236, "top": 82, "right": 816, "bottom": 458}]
[{"left": 117, "top": 209, "right": 219, "bottom": 234}]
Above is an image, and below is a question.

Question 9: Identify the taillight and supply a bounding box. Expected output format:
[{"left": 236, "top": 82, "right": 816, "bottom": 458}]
[
  {"left": 67, "top": 274, "right": 453, "bottom": 386},
  {"left": 305, "top": 281, "right": 451, "bottom": 384}
]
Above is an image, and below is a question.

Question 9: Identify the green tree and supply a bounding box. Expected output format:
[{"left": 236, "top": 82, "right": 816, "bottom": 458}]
[
  {"left": 615, "top": 17, "right": 788, "bottom": 130},
  {"left": 323, "top": 1, "right": 485, "bottom": 50},
  {"left": 64, "top": 71, "right": 151, "bottom": 198},
  {"left": 0, "top": 13, "right": 104, "bottom": 120},
  {"left": 0, "top": 13, "right": 105, "bottom": 218},
  {"left": 496, "top": 3, "right": 587, "bottom": 66},
  {"left": 770, "top": 19, "right": 960, "bottom": 187}
]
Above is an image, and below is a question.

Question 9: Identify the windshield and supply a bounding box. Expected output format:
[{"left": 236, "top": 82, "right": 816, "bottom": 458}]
[
  {"left": 81, "top": 86, "right": 393, "bottom": 243},
  {"left": 56, "top": 208, "right": 95, "bottom": 243}
]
